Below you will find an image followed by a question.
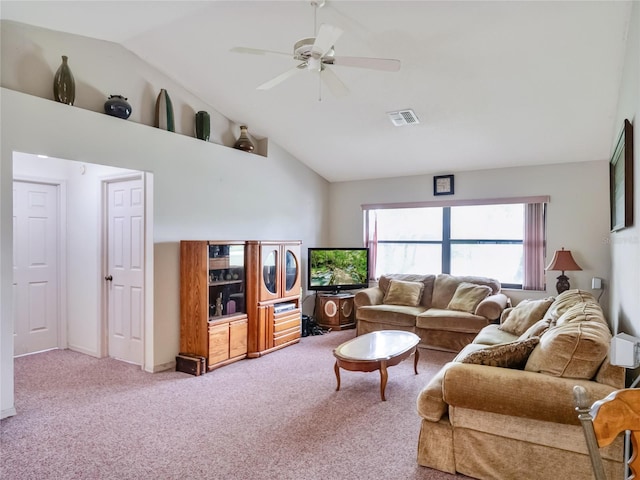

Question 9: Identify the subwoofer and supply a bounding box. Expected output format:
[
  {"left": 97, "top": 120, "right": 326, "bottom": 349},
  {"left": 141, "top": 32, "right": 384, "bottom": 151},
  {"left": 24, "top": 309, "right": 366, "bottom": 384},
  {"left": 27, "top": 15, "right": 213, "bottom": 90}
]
[{"left": 316, "top": 294, "right": 355, "bottom": 330}]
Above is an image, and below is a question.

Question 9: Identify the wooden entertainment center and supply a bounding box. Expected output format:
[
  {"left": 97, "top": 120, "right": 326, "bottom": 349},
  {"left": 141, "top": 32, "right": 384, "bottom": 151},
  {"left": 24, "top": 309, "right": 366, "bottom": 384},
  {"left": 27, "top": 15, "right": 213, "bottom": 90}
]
[{"left": 179, "top": 240, "right": 302, "bottom": 372}]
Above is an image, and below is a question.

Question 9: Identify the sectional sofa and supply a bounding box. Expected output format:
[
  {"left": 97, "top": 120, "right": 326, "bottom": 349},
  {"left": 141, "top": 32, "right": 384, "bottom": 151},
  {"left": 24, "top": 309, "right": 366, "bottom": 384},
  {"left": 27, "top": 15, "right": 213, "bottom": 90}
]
[{"left": 416, "top": 289, "right": 625, "bottom": 479}]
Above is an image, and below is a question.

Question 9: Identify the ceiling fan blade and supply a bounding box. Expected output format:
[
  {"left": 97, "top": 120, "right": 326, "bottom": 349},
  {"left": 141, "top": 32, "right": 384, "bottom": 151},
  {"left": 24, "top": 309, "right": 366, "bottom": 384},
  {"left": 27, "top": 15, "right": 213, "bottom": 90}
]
[
  {"left": 256, "top": 64, "right": 305, "bottom": 90},
  {"left": 329, "top": 56, "right": 401, "bottom": 72},
  {"left": 230, "top": 46, "right": 291, "bottom": 58},
  {"left": 320, "top": 66, "right": 349, "bottom": 97},
  {"left": 311, "top": 23, "right": 343, "bottom": 58}
]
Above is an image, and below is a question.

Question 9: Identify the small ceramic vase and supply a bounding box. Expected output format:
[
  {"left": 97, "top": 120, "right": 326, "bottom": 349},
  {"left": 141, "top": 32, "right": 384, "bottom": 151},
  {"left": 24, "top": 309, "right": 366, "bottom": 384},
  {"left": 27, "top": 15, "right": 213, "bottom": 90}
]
[
  {"left": 104, "top": 95, "right": 132, "bottom": 119},
  {"left": 195, "top": 111, "right": 210, "bottom": 141},
  {"left": 234, "top": 125, "right": 255, "bottom": 152}
]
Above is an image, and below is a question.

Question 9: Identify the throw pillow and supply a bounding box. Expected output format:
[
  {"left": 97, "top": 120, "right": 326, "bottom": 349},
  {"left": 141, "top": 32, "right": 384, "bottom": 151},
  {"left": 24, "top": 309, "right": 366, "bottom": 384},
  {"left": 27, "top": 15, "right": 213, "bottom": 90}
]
[
  {"left": 446, "top": 282, "right": 492, "bottom": 313},
  {"left": 499, "top": 297, "right": 554, "bottom": 336},
  {"left": 458, "top": 337, "right": 540, "bottom": 369},
  {"left": 383, "top": 279, "right": 424, "bottom": 306}
]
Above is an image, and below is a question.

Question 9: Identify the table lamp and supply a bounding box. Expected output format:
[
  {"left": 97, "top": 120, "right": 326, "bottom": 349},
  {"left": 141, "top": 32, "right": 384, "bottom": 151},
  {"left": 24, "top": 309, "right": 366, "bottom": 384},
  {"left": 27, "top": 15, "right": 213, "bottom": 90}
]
[{"left": 545, "top": 247, "right": 582, "bottom": 294}]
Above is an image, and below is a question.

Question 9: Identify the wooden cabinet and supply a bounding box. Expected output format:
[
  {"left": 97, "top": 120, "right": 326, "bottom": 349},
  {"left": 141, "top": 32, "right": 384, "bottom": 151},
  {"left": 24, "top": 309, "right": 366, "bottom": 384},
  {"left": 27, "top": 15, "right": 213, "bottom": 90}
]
[
  {"left": 180, "top": 241, "right": 248, "bottom": 371},
  {"left": 316, "top": 293, "right": 355, "bottom": 330},
  {"left": 246, "top": 241, "right": 302, "bottom": 357}
]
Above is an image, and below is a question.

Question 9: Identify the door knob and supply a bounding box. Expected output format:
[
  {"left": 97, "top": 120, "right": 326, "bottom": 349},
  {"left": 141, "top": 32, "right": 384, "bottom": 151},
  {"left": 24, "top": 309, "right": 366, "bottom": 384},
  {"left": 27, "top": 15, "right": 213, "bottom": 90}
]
[{"left": 105, "top": 275, "right": 113, "bottom": 281}]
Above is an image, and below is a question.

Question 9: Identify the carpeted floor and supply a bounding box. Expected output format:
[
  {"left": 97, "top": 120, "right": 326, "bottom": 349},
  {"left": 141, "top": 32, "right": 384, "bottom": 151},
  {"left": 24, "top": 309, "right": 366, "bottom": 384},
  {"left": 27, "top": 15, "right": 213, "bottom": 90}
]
[{"left": 0, "top": 329, "right": 472, "bottom": 480}]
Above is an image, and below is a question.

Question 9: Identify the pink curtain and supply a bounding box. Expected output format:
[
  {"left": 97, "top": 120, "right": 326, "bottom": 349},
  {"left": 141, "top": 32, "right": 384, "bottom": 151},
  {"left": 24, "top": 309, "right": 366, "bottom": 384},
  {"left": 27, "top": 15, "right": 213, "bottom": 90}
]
[
  {"left": 523, "top": 202, "right": 546, "bottom": 290},
  {"left": 364, "top": 211, "right": 378, "bottom": 280}
]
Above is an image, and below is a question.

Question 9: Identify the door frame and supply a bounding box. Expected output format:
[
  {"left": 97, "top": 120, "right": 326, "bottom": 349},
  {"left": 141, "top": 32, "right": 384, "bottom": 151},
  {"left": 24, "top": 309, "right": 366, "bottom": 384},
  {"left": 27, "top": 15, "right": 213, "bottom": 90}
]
[
  {"left": 100, "top": 173, "right": 153, "bottom": 371},
  {"left": 12, "top": 176, "right": 68, "bottom": 353}
]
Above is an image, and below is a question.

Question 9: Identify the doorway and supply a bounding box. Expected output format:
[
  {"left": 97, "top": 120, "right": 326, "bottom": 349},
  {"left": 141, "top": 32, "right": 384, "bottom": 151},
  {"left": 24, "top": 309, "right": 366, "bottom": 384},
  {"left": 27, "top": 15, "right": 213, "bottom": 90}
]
[{"left": 12, "top": 180, "right": 63, "bottom": 356}]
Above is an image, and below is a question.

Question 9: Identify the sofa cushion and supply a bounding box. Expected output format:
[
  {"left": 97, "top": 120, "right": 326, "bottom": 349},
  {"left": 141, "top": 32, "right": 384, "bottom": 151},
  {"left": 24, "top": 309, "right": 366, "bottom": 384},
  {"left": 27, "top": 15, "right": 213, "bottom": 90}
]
[
  {"left": 378, "top": 274, "right": 436, "bottom": 308},
  {"left": 524, "top": 319, "right": 611, "bottom": 379},
  {"left": 417, "top": 309, "right": 491, "bottom": 333},
  {"left": 473, "top": 324, "right": 519, "bottom": 346},
  {"left": 542, "top": 289, "right": 598, "bottom": 326},
  {"left": 432, "top": 274, "right": 500, "bottom": 309},
  {"left": 457, "top": 337, "right": 540, "bottom": 369},
  {"left": 383, "top": 279, "right": 425, "bottom": 306},
  {"left": 356, "top": 304, "right": 426, "bottom": 327},
  {"left": 555, "top": 301, "right": 606, "bottom": 327},
  {"left": 447, "top": 282, "right": 492, "bottom": 313},
  {"left": 499, "top": 297, "right": 554, "bottom": 336}
]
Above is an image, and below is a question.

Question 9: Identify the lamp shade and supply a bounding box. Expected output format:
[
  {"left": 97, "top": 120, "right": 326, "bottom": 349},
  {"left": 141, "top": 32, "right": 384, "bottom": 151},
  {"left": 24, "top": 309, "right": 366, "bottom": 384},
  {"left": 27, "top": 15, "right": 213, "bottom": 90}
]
[{"left": 545, "top": 248, "right": 582, "bottom": 272}]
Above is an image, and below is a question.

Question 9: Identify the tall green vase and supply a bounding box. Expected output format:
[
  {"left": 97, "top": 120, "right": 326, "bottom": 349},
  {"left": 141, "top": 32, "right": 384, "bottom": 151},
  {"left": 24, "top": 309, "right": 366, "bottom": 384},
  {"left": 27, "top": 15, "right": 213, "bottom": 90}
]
[{"left": 53, "top": 55, "right": 75, "bottom": 105}]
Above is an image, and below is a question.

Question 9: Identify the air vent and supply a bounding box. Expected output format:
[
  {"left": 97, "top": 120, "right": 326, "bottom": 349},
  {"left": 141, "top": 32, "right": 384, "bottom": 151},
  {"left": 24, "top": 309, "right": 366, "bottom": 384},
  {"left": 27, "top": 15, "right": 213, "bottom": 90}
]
[{"left": 387, "top": 109, "right": 420, "bottom": 127}]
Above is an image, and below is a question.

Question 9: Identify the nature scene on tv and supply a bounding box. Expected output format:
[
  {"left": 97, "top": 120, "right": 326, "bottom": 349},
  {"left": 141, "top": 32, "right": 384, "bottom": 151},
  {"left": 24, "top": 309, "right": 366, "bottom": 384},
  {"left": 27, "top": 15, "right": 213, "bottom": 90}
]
[{"left": 310, "top": 250, "right": 368, "bottom": 287}]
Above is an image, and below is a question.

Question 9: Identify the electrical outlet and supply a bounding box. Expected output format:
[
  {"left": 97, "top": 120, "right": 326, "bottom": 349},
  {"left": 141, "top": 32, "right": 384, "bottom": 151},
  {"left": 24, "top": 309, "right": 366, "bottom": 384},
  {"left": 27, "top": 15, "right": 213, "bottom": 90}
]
[{"left": 591, "top": 277, "right": 603, "bottom": 290}]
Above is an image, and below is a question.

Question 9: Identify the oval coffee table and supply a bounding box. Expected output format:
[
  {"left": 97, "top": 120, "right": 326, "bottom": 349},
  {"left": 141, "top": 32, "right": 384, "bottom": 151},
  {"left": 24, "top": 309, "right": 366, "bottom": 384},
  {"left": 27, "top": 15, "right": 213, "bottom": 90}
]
[{"left": 333, "top": 330, "right": 420, "bottom": 401}]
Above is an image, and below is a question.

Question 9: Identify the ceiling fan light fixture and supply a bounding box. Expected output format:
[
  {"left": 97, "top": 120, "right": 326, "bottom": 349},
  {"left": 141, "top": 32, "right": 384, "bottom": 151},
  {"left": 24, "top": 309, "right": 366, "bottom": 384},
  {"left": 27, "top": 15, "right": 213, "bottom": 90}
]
[{"left": 387, "top": 109, "right": 420, "bottom": 127}]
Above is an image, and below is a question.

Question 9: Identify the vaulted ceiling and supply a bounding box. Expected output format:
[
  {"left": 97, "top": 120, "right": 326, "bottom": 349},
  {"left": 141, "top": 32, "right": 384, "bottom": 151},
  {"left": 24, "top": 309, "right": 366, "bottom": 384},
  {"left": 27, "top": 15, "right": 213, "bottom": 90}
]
[{"left": 1, "top": 1, "right": 633, "bottom": 182}]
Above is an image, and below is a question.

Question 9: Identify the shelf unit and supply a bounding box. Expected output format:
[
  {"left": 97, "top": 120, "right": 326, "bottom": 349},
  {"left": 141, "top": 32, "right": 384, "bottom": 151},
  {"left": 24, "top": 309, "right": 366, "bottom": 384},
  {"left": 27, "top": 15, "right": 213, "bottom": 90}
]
[{"left": 179, "top": 240, "right": 248, "bottom": 371}]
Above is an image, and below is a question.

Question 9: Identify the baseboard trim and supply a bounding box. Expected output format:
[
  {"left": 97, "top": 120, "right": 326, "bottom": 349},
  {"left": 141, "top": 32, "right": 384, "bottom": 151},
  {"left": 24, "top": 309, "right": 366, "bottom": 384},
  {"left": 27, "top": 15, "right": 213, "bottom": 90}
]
[
  {"left": 1, "top": 406, "right": 17, "bottom": 419},
  {"left": 152, "top": 361, "right": 175, "bottom": 373},
  {"left": 67, "top": 344, "right": 101, "bottom": 358}
]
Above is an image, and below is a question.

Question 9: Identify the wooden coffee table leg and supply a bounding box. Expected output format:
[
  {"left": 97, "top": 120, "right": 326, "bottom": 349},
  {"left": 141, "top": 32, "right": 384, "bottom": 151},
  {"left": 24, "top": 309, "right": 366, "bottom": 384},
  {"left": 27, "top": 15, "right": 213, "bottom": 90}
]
[
  {"left": 380, "top": 360, "right": 388, "bottom": 401},
  {"left": 334, "top": 361, "right": 341, "bottom": 391},
  {"left": 414, "top": 347, "right": 419, "bottom": 375}
]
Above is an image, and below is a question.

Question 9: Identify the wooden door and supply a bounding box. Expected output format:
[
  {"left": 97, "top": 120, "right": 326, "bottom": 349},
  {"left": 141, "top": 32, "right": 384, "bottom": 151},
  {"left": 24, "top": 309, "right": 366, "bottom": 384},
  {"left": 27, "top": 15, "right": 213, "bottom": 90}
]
[
  {"left": 12, "top": 181, "right": 60, "bottom": 355},
  {"left": 106, "top": 178, "right": 144, "bottom": 365}
]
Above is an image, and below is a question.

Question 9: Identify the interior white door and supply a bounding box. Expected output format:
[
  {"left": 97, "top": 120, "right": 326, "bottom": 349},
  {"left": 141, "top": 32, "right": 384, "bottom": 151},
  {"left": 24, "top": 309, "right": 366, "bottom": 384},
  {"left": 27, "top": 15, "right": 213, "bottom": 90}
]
[
  {"left": 13, "top": 181, "right": 59, "bottom": 356},
  {"left": 106, "top": 177, "right": 144, "bottom": 365}
]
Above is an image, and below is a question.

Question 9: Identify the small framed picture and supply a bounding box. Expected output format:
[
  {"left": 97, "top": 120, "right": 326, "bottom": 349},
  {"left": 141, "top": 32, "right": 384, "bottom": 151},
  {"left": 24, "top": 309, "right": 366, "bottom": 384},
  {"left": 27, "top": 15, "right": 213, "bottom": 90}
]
[{"left": 434, "top": 174, "right": 454, "bottom": 196}]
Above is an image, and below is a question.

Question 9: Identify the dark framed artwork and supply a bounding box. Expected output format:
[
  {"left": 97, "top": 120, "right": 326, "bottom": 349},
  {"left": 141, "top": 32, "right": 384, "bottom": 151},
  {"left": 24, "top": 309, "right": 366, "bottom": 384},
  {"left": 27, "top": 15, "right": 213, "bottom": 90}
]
[
  {"left": 434, "top": 174, "right": 454, "bottom": 196},
  {"left": 610, "top": 119, "right": 634, "bottom": 232}
]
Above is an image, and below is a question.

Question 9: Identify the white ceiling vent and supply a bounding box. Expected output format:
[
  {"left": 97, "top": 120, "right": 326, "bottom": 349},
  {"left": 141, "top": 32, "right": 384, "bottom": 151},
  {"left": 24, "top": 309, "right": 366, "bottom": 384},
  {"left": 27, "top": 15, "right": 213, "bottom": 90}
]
[{"left": 387, "top": 109, "right": 420, "bottom": 127}]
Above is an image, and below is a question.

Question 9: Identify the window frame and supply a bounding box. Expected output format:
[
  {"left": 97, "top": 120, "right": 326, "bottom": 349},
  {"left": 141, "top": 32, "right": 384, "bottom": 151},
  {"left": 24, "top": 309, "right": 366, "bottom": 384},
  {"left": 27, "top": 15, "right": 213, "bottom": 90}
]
[{"left": 363, "top": 196, "right": 549, "bottom": 290}]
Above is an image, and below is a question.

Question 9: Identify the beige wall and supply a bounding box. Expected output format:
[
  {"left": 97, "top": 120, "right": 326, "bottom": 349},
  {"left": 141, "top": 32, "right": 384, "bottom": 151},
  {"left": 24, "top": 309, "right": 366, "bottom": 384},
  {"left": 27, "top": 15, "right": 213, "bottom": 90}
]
[
  {"left": 0, "top": 23, "right": 329, "bottom": 418},
  {"left": 328, "top": 161, "right": 611, "bottom": 307}
]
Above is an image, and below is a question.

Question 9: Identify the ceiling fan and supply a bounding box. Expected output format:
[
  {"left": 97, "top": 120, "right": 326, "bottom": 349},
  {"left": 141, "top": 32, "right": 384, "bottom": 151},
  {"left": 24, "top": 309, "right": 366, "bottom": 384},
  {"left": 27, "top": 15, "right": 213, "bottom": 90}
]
[{"left": 230, "top": 1, "right": 401, "bottom": 98}]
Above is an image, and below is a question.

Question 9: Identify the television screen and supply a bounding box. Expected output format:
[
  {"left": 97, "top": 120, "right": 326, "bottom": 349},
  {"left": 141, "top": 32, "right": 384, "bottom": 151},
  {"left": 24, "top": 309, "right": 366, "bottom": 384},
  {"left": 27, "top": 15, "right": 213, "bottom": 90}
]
[{"left": 308, "top": 248, "right": 369, "bottom": 292}]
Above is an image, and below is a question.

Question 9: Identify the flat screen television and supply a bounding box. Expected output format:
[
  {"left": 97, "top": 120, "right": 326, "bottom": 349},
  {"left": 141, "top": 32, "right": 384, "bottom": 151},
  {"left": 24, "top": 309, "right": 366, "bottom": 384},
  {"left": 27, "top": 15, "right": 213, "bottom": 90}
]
[{"left": 308, "top": 247, "right": 369, "bottom": 293}]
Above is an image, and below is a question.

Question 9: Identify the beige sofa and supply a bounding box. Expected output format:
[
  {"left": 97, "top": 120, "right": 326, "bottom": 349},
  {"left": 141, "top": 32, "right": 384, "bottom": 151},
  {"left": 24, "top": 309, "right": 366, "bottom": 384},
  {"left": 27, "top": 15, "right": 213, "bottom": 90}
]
[
  {"left": 416, "top": 289, "right": 625, "bottom": 480},
  {"left": 354, "top": 273, "right": 509, "bottom": 352}
]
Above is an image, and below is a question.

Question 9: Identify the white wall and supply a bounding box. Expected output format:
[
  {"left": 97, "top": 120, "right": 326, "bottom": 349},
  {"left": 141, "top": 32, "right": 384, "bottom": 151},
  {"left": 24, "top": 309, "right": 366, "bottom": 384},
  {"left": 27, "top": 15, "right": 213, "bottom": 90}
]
[
  {"left": 328, "top": 160, "right": 612, "bottom": 307},
  {"left": 0, "top": 23, "right": 329, "bottom": 418},
  {"left": 609, "top": 1, "right": 640, "bottom": 340}
]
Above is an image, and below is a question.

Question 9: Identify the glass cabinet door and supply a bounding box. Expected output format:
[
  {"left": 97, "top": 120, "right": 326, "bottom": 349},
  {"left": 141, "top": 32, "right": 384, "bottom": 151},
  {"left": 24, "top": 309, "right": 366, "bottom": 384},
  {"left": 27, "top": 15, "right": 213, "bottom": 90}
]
[
  {"left": 208, "top": 243, "right": 245, "bottom": 319},
  {"left": 285, "top": 249, "right": 298, "bottom": 291},
  {"left": 262, "top": 249, "right": 278, "bottom": 295}
]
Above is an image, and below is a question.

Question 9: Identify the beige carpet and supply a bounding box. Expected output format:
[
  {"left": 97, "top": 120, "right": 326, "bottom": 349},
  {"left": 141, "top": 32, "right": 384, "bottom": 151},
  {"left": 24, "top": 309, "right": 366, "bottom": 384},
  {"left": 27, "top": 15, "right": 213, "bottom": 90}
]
[{"left": 1, "top": 329, "right": 472, "bottom": 480}]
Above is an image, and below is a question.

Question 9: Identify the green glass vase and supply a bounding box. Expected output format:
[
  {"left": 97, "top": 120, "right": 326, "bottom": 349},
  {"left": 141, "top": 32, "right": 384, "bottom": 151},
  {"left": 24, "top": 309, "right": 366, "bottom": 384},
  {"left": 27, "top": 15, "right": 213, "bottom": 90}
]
[{"left": 195, "top": 111, "right": 210, "bottom": 141}]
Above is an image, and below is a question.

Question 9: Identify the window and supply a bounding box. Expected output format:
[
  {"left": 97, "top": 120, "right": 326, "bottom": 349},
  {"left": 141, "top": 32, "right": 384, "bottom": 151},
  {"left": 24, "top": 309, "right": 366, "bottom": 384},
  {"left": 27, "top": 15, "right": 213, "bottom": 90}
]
[{"left": 363, "top": 197, "right": 548, "bottom": 290}]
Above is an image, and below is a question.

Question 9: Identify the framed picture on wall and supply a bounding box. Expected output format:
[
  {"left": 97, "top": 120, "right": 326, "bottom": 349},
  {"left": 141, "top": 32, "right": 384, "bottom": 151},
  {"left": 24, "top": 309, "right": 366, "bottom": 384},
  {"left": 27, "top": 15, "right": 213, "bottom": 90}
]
[
  {"left": 610, "top": 119, "right": 634, "bottom": 232},
  {"left": 434, "top": 174, "right": 454, "bottom": 196}
]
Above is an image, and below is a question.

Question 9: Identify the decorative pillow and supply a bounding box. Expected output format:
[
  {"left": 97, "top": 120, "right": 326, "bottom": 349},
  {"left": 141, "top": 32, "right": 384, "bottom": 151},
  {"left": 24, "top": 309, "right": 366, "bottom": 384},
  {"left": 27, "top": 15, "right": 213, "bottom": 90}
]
[
  {"left": 446, "top": 282, "right": 492, "bottom": 313},
  {"left": 517, "top": 318, "right": 552, "bottom": 341},
  {"left": 383, "top": 279, "right": 424, "bottom": 306},
  {"left": 458, "top": 337, "right": 540, "bottom": 369},
  {"left": 499, "top": 297, "right": 554, "bottom": 336}
]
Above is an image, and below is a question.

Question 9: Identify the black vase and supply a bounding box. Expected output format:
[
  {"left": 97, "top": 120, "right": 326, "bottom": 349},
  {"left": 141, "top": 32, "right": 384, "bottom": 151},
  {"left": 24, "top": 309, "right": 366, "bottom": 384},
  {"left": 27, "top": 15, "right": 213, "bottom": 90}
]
[
  {"left": 195, "top": 111, "right": 210, "bottom": 141},
  {"left": 53, "top": 55, "right": 75, "bottom": 105},
  {"left": 104, "top": 95, "right": 132, "bottom": 119}
]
